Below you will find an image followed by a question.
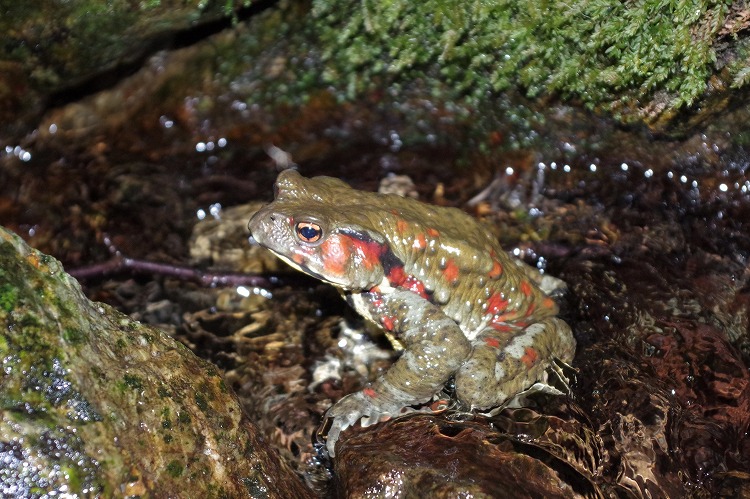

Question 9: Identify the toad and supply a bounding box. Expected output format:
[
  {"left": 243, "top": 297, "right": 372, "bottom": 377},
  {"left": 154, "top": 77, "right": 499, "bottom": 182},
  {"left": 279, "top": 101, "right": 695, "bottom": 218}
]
[{"left": 248, "top": 170, "right": 575, "bottom": 456}]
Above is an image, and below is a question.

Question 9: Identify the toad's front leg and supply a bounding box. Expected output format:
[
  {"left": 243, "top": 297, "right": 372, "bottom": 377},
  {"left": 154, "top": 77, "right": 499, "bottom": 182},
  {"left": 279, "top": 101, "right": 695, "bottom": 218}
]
[{"left": 322, "top": 289, "right": 471, "bottom": 457}]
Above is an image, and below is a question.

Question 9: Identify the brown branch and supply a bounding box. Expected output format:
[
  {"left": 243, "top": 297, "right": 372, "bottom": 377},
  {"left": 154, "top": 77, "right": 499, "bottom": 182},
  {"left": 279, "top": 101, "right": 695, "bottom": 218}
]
[{"left": 66, "top": 255, "right": 273, "bottom": 288}]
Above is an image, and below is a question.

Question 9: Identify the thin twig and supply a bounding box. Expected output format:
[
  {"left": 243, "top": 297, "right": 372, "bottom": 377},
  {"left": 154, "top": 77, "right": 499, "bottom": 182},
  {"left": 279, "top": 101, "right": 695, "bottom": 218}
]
[
  {"left": 65, "top": 234, "right": 274, "bottom": 287},
  {"left": 66, "top": 255, "right": 274, "bottom": 288}
]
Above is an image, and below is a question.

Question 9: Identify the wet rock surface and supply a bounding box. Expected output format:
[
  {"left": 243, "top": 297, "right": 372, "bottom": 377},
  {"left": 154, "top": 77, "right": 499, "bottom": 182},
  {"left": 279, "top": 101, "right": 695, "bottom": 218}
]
[
  {"left": 333, "top": 413, "right": 591, "bottom": 498},
  {"left": 0, "top": 226, "right": 312, "bottom": 498}
]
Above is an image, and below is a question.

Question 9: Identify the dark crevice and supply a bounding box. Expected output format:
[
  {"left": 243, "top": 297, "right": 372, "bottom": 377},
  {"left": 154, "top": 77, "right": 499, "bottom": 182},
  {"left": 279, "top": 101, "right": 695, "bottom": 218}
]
[{"left": 46, "top": 0, "right": 279, "bottom": 110}]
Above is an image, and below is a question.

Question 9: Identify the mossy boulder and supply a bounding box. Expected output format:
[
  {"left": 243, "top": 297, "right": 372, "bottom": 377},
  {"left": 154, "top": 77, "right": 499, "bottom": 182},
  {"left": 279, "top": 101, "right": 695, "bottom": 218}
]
[
  {"left": 3, "top": 1, "right": 750, "bottom": 141},
  {"left": 0, "top": 226, "right": 312, "bottom": 497},
  {"left": 312, "top": 0, "right": 750, "bottom": 133}
]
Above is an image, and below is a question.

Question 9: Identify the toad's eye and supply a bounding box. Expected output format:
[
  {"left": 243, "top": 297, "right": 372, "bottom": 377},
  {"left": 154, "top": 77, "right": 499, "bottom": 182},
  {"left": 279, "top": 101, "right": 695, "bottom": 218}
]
[{"left": 295, "top": 222, "right": 322, "bottom": 243}]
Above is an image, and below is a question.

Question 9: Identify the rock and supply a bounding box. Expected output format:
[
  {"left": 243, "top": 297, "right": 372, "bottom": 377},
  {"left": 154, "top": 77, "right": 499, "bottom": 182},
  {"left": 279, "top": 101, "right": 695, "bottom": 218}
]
[
  {"left": 189, "top": 202, "right": 284, "bottom": 274},
  {"left": 0, "top": 0, "right": 237, "bottom": 141},
  {"left": 0, "top": 226, "right": 313, "bottom": 498},
  {"left": 333, "top": 413, "right": 598, "bottom": 498}
]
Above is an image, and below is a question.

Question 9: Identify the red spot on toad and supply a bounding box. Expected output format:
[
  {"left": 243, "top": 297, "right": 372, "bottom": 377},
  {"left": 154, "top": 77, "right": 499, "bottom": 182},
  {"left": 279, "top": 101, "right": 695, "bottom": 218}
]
[
  {"left": 520, "top": 280, "right": 533, "bottom": 297},
  {"left": 363, "top": 387, "right": 377, "bottom": 398},
  {"left": 387, "top": 266, "right": 429, "bottom": 299},
  {"left": 382, "top": 315, "right": 395, "bottom": 331},
  {"left": 486, "top": 292, "right": 509, "bottom": 315},
  {"left": 413, "top": 233, "right": 427, "bottom": 250},
  {"left": 427, "top": 228, "right": 440, "bottom": 238},
  {"left": 346, "top": 235, "right": 386, "bottom": 271},
  {"left": 403, "top": 275, "right": 429, "bottom": 299},
  {"left": 396, "top": 218, "right": 408, "bottom": 235},
  {"left": 484, "top": 337, "right": 501, "bottom": 348},
  {"left": 387, "top": 266, "right": 406, "bottom": 286},
  {"left": 443, "top": 259, "right": 459, "bottom": 283},
  {"left": 488, "top": 260, "right": 503, "bottom": 279},
  {"left": 524, "top": 302, "right": 536, "bottom": 317},
  {"left": 521, "top": 347, "right": 539, "bottom": 367},
  {"left": 320, "top": 236, "right": 351, "bottom": 275},
  {"left": 489, "top": 321, "right": 514, "bottom": 333}
]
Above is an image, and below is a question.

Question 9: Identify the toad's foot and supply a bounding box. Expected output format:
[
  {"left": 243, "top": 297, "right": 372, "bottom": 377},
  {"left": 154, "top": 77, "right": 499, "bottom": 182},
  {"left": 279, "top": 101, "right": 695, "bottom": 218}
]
[{"left": 320, "top": 390, "right": 411, "bottom": 457}]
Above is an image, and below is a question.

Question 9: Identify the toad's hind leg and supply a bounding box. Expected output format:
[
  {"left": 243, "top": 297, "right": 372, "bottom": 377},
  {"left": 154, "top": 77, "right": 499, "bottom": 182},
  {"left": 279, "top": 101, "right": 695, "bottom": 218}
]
[{"left": 454, "top": 317, "right": 575, "bottom": 409}]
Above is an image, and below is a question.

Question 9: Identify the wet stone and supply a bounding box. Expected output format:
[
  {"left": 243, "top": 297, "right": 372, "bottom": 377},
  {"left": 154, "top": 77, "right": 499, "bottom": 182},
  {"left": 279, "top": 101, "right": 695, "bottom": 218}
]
[
  {"left": 0, "top": 226, "right": 314, "bottom": 498},
  {"left": 333, "top": 412, "right": 597, "bottom": 498}
]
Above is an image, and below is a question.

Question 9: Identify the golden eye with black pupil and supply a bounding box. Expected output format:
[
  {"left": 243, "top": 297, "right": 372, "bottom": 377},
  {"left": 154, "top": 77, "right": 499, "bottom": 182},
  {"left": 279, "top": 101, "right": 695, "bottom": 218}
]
[{"left": 296, "top": 222, "right": 322, "bottom": 243}]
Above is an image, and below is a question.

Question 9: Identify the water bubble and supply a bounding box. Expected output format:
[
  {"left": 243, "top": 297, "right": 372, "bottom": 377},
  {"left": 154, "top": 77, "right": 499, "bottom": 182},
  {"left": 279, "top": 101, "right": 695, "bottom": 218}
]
[
  {"left": 196, "top": 209, "right": 206, "bottom": 220},
  {"left": 620, "top": 162, "right": 629, "bottom": 171},
  {"left": 49, "top": 123, "right": 58, "bottom": 134},
  {"left": 719, "top": 183, "right": 728, "bottom": 192},
  {"left": 218, "top": 138, "right": 227, "bottom": 147},
  {"left": 644, "top": 169, "right": 653, "bottom": 178},
  {"left": 231, "top": 100, "right": 248, "bottom": 111},
  {"left": 505, "top": 166, "right": 514, "bottom": 175},
  {"left": 159, "top": 116, "right": 174, "bottom": 129},
  {"left": 389, "top": 130, "right": 402, "bottom": 152},
  {"left": 195, "top": 142, "right": 206, "bottom": 152},
  {"left": 209, "top": 203, "right": 222, "bottom": 219},
  {"left": 536, "top": 256, "right": 547, "bottom": 271},
  {"left": 589, "top": 164, "right": 597, "bottom": 172}
]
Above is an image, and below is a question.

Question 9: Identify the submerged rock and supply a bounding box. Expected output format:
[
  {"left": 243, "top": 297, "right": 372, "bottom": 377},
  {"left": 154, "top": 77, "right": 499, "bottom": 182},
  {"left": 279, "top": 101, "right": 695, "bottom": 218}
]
[{"left": 0, "top": 226, "right": 313, "bottom": 497}]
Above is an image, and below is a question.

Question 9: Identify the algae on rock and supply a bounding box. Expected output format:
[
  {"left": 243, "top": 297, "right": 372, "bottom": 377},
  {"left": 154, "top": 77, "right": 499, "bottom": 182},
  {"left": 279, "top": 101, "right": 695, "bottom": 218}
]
[{"left": 0, "top": 226, "right": 312, "bottom": 498}]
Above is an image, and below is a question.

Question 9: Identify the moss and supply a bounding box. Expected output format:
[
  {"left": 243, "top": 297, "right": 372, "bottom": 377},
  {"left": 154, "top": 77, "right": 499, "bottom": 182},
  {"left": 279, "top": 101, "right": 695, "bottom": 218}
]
[
  {"left": 195, "top": 392, "right": 208, "bottom": 412},
  {"left": 0, "top": 283, "right": 18, "bottom": 312},
  {"left": 122, "top": 374, "right": 144, "bottom": 391},
  {"left": 311, "top": 0, "right": 743, "bottom": 123},
  {"left": 62, "top": 327, "right": 86, "bottom": 344},
  {"left": 166, "top": 460, "right": 184, "bottom": 478}
]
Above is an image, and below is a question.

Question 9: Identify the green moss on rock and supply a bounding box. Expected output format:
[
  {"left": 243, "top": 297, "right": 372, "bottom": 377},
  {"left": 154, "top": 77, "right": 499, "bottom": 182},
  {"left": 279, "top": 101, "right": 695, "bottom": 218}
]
[
  {"left": 312, "top": 0, "right": 747, "bottom": 127},
  {"left": 0, "top": 226, "right": 313, "bottom": 497}
]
